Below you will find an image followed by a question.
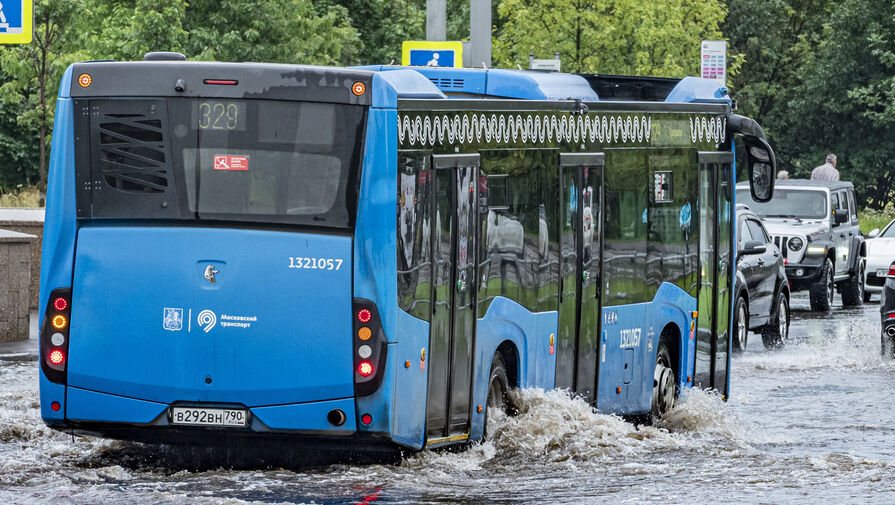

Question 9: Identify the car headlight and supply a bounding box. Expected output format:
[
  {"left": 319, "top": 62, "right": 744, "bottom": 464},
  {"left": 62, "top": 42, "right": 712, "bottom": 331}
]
[
  {"left": 788, "top": 237, "right": 804, "bottom": 251},
  {"left": 806, "top": 245, "right": 827, "bottom": 255}
]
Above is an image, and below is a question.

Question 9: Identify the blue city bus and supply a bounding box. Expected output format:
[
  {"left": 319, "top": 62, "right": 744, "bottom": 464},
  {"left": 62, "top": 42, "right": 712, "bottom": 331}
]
[{"left": 38, "top": 54, "right": 775, "bottom": 452}]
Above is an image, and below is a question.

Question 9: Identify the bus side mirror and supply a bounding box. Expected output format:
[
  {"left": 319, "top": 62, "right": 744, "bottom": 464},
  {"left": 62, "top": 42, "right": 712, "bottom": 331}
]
[
  {"left": 745, "top": 138, "right": 775, "bottom": 203},
  {"left": 728, "top": 114, "right": 777, "bottom": 203}
]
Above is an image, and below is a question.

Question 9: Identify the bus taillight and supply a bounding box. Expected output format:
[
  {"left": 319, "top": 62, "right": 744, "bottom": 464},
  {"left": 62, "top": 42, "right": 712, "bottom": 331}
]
[
  {"left": 41, "top": 288, "right": 72, "bottom": 385},
  {"left": 352, "top": 299, "right": 388, "bottom": 396}
]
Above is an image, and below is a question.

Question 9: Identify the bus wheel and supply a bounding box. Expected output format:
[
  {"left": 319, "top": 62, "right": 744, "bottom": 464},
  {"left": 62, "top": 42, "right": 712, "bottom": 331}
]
[
  {"left": 484, "top": 353, "right": 509, "bottom": 438},
  {"left": 651, "top": 342, "right": 676, "bottom": 422}
]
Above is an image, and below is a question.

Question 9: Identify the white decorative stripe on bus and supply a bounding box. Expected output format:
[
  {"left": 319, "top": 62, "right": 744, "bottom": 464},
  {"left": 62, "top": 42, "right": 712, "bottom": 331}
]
[
  {"left": 398, "top": 113, "right": 727, "bottom": 147},
  {"left": 690, "top": 116, "right": 726, "bottom": 144},
  {"left": 398, "top": 113, "right": 652, "bottom": 147}
]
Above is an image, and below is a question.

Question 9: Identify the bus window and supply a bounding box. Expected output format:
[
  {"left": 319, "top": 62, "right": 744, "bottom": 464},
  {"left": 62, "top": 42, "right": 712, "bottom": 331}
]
[{"left": 85, "top": 98, "right": 366, "bottom": 228}]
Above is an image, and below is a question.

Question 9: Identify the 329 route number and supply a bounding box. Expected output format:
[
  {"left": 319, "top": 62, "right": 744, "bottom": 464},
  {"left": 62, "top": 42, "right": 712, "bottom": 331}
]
[{"left": 289, "top": 257, "right": 344, "bottom": 270}]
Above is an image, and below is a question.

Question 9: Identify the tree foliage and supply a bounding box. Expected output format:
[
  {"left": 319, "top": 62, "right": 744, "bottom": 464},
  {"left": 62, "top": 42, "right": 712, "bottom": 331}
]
[
  {"left": 727, "top": 0, "right": 895, "bottom": 208},
  {"left": 493, "top": 0, "right": 726, "bottom": 75}
]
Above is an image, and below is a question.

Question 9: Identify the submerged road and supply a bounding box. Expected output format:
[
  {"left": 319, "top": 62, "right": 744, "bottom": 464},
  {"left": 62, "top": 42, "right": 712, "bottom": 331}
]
[{"left": 1, "top": 293, "right": 893, "bottom": 504}]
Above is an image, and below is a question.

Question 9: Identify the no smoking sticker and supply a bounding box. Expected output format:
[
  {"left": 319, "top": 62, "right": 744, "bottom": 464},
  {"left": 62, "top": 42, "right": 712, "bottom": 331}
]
[{"left": 213, "top": 155, "right": 249, "bottom": 171}]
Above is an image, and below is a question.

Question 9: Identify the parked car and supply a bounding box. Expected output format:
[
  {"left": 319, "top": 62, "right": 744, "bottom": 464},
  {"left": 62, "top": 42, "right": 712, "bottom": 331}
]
[
  {"left": 880, "top": 261, "right": 895, "bottom": 358},
  {"left": 736, "top": 179, "right": 866, "bottom": 312},
  {"left": 733, "top": 204, "right": 790, "bottom": 351},
  {"left": 865, "top": 218, "right": 895, "bottom": 302}
]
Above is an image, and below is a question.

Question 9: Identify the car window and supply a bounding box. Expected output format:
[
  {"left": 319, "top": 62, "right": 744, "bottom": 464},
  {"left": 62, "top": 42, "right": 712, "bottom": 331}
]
[
  {"left": 738, "top": 217, "right": 754, "bottom": 248},
  {"left": 847, "top": 190, "right": 857, "bottom": 221},
  {"left": 746, "top": 219, "right": 768, "bottom": 244},
  {"left": 830, "top": 192, "right": 840, "bottom": 215}
]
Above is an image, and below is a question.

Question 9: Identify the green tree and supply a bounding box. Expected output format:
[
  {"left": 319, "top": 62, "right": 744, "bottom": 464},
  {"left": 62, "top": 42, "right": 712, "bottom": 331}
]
[
  {"left": 0, "top": 0, "right": 84, "bottom": 187},
  {"left": 493, "top": 0, "right": 726, "bottom": 75},
  {"left": 84, "top": 0, "right": 188, "bottom": 61},
  {"left": 184, "top": 0, "right": 359, "bottom": 64},
  {"left": 323, "top": 0, "right": 424, "bottom": 65}
]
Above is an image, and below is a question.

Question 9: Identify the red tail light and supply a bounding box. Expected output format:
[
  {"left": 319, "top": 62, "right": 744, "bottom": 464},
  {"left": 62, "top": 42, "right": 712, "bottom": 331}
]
[
  {"left": 888, "top": 265, "right": 895, "bottom": 278},
  {"left": 353, "top": 299, "right": 388, "bottom": 396},
  {"left": 41, "top": 288, "right": 72, "bottom": 384},
  {"left": 48, "top": 349, "right": 65, "bottom": 365}
]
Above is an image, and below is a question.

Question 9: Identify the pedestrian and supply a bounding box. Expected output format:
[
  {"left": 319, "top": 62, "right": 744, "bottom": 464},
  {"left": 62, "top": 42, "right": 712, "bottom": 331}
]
[
  {"left": 777, "top": 170, "right": 789, "bottom": 180},
  {"left": 811, "top": 154, "right": 839, "bottom": 181}
]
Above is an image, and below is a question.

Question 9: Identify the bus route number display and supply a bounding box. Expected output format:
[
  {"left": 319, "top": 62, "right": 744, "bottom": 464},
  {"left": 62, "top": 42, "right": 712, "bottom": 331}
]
[{"left": 196, "top": 101, "right": 245, "bottom": 131}]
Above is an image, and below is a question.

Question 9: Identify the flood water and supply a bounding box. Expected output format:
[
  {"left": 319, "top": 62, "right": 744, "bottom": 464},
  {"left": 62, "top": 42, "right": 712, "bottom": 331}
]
[{"left": 2, "top": 293, "right": 893, "bottom": 504}]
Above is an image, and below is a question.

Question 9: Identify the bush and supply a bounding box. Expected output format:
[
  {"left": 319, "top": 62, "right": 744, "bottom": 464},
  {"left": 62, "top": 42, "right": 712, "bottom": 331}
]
[
  {"left": 860, "top": 203, "right": 895, "bottom": 234},
  {"left": 0, "top": 185, "right": 42, "bottom": 207}
]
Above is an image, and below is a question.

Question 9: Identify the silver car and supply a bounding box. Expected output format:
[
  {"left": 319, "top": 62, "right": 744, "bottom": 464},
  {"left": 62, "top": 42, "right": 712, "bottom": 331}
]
[{"left": 865, "top": 218, "right": 895, "bottom": 301}]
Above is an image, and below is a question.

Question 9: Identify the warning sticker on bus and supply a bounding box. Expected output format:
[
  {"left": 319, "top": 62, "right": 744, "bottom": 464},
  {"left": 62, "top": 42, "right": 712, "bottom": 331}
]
[{"left": 213, "top": 155, "right": 249, "bottom": 171}]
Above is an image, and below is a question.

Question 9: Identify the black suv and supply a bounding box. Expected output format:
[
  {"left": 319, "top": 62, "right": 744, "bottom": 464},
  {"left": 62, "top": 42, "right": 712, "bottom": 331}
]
[
  {"left": 736, "top": 179, "right": 866, "bottom": 312},
  {"left": 881, "top": 261, "right": 895, "bottom": 357},
  {"left": 733, "top": 204, "right": 790, "bottom": 351}
]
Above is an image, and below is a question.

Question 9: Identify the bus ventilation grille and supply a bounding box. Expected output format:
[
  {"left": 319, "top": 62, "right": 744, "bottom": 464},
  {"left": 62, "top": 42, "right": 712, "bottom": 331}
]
[
  {"left": 429, "top": 78, "right": 466, "bottom": 90},
  {"left": 98, "top": 115, "right": 169, "bottom": 193}
]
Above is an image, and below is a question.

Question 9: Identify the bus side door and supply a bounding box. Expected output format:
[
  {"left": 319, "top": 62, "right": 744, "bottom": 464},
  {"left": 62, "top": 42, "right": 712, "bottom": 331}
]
[
  {"left": 426, "top": 154, "right": 480, "bottom": 444},
  {"left": 694, "top": 151, "right": 733, "bottom": 397},
  {"left": 555, "top": 153, "right": 604, "bottom": 404}
]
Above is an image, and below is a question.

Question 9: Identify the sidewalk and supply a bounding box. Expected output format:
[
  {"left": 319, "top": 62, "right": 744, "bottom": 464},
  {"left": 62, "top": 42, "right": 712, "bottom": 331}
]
[{"left": 0, "top": 310, "right": 38, "bottom": 362}]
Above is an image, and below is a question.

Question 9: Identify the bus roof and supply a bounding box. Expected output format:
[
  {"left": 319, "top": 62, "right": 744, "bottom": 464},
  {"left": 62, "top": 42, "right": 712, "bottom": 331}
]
[{"left": 359, "top": 65, "right": 731, "bottom": 104}]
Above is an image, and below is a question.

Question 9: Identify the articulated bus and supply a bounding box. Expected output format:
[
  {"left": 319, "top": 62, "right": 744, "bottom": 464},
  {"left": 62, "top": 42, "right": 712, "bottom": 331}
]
[{"left": 39, "top": 54, "right": 775, "bottom": 453}]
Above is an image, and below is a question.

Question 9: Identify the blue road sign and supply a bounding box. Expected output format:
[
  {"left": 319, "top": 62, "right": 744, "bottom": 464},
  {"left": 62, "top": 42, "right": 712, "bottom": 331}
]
[
  {"left": 0, "top": 0, "right": 32, "bottom": 43},
  {"left": 409, "top": 49, "right": 456, "bottom": 68}
]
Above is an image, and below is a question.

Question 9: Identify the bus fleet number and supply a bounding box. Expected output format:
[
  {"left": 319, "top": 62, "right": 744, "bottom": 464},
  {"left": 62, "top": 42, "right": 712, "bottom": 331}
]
[{"left": 289, "top": 257, "right": 343, "bottom": 271}]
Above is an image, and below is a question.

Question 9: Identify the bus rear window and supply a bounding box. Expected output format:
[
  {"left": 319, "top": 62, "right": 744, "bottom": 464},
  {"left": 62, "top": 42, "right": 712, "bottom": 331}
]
[{"left": 80, "top": 98, "right": 365, "bottom": 228}]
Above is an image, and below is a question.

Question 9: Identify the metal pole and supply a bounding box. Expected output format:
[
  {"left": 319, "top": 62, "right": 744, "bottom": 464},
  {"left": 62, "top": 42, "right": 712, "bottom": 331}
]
[
  {"left": 427, "top": 0, "right": 446, "bottom": 41},
  {"left": 469, "top": 0, "right": 491, "bottom": 67}
]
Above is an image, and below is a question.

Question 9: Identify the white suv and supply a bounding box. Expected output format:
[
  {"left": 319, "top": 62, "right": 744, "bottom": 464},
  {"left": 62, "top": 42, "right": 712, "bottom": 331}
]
[{"left": 736, "top": 179, "right": 866, "bottom": 311}]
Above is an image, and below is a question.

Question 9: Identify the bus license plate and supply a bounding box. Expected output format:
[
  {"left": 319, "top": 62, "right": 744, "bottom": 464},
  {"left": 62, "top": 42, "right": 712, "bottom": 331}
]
[{"left": 170, "top": 407, "right": 247, "bottom": 427}]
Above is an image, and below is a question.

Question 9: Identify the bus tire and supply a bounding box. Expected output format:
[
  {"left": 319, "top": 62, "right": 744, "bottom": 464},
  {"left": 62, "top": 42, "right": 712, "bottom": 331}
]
[
  {"left": 809, "top": 258, "right": 835, "bottom": 312},
  {"left": 484, "top": 353, "right": 509, "bottom": 438},
  {"left": 650, "top": 342, "right": 676, "bottom": 422},
  {"left": 761, "top": 293, "right": 790, "bottom": 349},
  {"left": 840, "top": 259, "right": 864, "bottom": 307},
  {"left": 732, "top": 296, "right": 748, "bottom": 354}
]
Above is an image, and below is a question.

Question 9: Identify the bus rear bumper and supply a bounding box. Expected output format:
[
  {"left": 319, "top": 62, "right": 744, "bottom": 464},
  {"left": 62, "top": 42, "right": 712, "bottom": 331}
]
[{"left": 45, "top": 387, "right": 398, "bottom": 456}]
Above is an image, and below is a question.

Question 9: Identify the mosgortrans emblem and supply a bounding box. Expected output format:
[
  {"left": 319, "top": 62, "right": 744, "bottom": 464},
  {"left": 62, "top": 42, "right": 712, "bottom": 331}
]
[{"left": 161, "top": 308, "right": 258, "bottom": 333}]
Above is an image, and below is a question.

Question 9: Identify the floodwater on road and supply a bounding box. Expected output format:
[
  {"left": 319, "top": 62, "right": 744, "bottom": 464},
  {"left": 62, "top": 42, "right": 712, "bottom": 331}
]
[{"left": 1, "top": 293, "right": 893, "bottom": 504}]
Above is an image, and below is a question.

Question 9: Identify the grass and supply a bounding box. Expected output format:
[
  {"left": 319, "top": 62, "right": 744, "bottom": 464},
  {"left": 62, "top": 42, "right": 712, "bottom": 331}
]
[
  {"left": 859, "top": 204, "right": 895, "bottom": 234},
  {"left": 0, "top": 185, "right": 42, "bottom": 207}
]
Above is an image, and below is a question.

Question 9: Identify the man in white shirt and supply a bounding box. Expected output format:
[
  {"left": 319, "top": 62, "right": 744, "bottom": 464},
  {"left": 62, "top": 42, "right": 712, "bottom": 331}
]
[{"left": 811, "top": 154, "right": 839, "bottom": 181}]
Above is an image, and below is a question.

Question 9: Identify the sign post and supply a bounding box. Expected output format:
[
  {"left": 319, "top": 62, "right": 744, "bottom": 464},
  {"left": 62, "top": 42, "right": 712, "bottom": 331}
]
[
  {"left": 700, "top": 40, "right": 727, "bottom": 87},
  {"left": 0, "top": 0, "right": 32, "bottom": 44}
]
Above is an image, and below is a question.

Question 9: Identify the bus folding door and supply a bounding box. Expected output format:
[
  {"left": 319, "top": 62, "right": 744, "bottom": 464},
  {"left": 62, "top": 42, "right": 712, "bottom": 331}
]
[
  {"left": 426, "top": 153, "right": 480, "bottom": 444},
  {"left": 555, "top": 152, "right": 604, "bottom": 404},
  {"left": 694, "top": 151, "right": 734, "bottom": 398}
]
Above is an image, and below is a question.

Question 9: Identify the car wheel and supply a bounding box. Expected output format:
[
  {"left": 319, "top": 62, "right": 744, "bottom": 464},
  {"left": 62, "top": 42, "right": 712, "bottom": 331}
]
[
  {"left": 732, "top": 296, "right": 748, "bottom": 354},
  {"left": 762, "top": 294, "right": 790, "bottom": 349},
  {"left": 650, "top": 342, "right": 676, "bottom": 423},
  {"left": 484, "top": 353, "right": 509, "bottom": 438},
  {"left": 882, "top": 333, "right": 895, "bottom": 360},
  {"left": 809, "top": 258, "right": 834, "bottom": 312},
  {"left": 841, "top": 259, "right": 865, "bottom": 307}
]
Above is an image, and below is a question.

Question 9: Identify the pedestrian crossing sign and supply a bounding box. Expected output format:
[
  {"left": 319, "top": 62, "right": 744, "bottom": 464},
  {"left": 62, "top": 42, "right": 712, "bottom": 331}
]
[{"left": 0, "top": 0, "right": 32, "bottom": 44}]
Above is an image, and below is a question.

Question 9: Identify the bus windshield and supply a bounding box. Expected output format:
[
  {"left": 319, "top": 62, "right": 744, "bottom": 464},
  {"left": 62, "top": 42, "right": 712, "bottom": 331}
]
[{"left": 736, "top": 188, "right": 828, "bottom": 219}]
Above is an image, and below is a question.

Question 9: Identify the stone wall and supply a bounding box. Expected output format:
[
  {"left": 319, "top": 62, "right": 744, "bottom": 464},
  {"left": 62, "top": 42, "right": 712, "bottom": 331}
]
[
  {"left": 0, "top": 209, "right": 44, "bottom": 309},
  {"left": 0, "top": 229, "right": 35, "bottom": 342}
]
